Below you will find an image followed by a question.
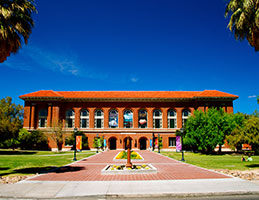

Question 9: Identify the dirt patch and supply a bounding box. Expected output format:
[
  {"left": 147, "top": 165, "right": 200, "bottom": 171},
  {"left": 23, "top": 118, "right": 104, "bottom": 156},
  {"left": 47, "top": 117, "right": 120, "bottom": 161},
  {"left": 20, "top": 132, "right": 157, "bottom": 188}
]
[
  {"left": 0, "top": 175, "right": 33, "bottom": 184},
  {"left": 215, "top": 169, "right": 259, "bottom": 181}
]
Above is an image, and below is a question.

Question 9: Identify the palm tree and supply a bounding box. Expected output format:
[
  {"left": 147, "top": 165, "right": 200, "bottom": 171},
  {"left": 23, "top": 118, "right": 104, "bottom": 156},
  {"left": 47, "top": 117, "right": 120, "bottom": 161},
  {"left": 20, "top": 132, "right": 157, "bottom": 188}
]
[
  {"left": 0, "top": 0, "right": 36, "bottom": 63},
  {"left": 225, "top": 0, "right": 259, "bottom": 51}
]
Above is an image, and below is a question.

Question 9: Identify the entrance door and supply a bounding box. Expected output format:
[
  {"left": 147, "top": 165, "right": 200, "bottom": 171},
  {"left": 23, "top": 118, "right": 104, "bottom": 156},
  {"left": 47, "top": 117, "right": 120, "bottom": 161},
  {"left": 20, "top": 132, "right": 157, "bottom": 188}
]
[
  {"left": 109, "top": 138, "right": 117, "bottom": 150},
  {"left": 139, "top": 138, "right": 147, "bottom": 150},
  {"left": 124, "top": 137, "right": 132, "bottom": 150}
]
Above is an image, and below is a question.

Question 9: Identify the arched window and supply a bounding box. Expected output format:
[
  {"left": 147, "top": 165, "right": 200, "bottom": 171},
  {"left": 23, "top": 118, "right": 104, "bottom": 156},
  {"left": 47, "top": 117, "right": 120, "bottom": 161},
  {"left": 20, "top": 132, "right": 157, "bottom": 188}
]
[
  {"left": 168, "top": 110, "right": 177, "bottom": 128},
  {"left": 38, "top": 109, "right": 48, "bottom": 128},
  {"left": 182, "top": 109, "right": 191, "bottom": 127},
  {"left": 80, "top": 110, "right": 89, "bottom": 128},
  {"left": 138, "top": 110, "right": 147, "bottom": 128},
  {"left": 95, "top": 109, "right": 103, "bottom": 128},
  {"left": 153, "top": 109, "right": 162, "bottom": 128},
  {"left": 124, "top": 110, "right": 133, "bottom": 128},
  {"left": 66, "top": 110, "right": 75, "bottom": 128},
  {"left": 109, "top": 109, "right": 118, "bottom": 128}
]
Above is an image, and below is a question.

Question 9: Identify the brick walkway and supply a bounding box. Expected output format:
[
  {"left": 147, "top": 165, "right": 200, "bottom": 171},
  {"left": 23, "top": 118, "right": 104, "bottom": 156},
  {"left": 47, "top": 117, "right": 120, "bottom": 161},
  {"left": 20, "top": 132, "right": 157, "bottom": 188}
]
[{"left": 30, "top": 150, "right": 230, "bottom": 181}]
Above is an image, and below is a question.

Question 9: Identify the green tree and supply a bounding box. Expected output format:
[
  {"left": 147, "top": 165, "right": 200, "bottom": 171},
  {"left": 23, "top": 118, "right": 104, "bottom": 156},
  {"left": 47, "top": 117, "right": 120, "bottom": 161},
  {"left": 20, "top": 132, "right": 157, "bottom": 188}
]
[
  {"left": 184, "top": 108, "right": 236, "bottom": 154},
  {"left": 0, "top": 97, "right": 23, "bottom": 148},
  {"left": 225, "top": 0, "right": 259, "bottom": 51},
  {"left": 243, "top": 116, "right": 259, "bottom": 154},
  {"left": 0, "top": 0, "right": 37, "bottom": 62},
  {"left": 225, "top": 113, "right": 246, "bottom": 151},
  {"left": 18, "top": 128, "right": 49, "bottom": 150}
]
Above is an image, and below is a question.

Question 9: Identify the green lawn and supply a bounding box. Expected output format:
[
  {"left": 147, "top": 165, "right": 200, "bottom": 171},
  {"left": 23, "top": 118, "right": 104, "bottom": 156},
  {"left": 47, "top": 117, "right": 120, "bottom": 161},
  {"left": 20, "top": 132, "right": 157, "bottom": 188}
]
[
  {"left": 161, "top": 152, "right": 259, "bottom": 170},
  {"left": 0, "top": 150, "right": 95, "bottom": 177}
]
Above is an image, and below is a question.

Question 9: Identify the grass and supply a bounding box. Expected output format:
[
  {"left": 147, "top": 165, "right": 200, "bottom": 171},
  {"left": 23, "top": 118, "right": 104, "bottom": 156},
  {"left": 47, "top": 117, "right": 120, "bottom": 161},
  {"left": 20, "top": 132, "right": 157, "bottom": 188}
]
[
  {"left": 0, "top": 149, "right": 95, "bottom": 177},
  {"left": 161, "top": 152, "right": 259, "bottom": 170}
]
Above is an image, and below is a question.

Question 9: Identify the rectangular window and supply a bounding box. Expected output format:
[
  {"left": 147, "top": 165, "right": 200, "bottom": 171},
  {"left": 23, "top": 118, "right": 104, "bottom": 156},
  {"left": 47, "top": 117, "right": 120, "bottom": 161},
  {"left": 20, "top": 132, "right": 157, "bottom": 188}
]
[
  {"left": 169, "top": 137, "right": 176, "bottom": 147},
  {"left": 39, "top": 118, "right": 46, "bottom": 128},
  {"left": 67, "top": 119, "right": 73, "bottom": 128},
  {"left": 169, "top": 119, "right": 176, "bottom": 128},
  {"left": 96, "top": 119, "right": 102, "bottom": 128},
  {"left": 81, "top": 119, "right": 88, "bottom": 128},
  {"left": 155, "top": 119, "right": 161, "bottom": 128}
]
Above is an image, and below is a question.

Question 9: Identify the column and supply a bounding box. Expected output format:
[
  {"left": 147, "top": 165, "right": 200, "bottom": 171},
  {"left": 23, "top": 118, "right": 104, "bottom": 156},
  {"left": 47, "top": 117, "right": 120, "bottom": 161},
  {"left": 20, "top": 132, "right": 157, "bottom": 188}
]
[
  {"left": 88, "top": 107, "right": 95, "bottom": 128},
  {"left": 30, "top": 103, "right": 36, "bottom": 129},
  {"left": 47, "top": 103, "right": 52, "bottom": 127},
  {"left": 23, "top": 104, "right": 31, "bottom": 129},
  {"left": 176, "top": 108, "right": 182, "bottom": 128},
  {"left": 161, "top": 108, "right": 168, "bottom": 128},
  {"left": 132, "top": 107, "right": 139, "bottom": 128},
  {"left": 103, "top": 107, "right": 109, "bottom": 128},
  {"left": 118, "top": 107, "right": 124, "bottom": 128},
  {"left": 52, "top": 105, "right": 60, "bottom": 127},
  {"left": 147, "top": 108, "right": 154, "bottom": 128},
  {"left": 74, "top": 107, "right": 81, "bottom": 128}
]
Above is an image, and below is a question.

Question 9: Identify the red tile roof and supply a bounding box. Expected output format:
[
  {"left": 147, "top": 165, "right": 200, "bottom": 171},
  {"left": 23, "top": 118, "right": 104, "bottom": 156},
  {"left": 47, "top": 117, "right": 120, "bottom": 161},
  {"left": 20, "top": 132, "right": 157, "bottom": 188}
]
[{"left": 19, "top": 90, "right": 238, "bottom": 100}]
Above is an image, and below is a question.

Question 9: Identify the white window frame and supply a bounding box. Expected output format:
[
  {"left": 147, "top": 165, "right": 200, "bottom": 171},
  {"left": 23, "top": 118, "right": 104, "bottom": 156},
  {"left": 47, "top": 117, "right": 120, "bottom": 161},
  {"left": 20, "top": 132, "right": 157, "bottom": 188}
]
[
  {"left": 168, "top": 109, "right": 177, "bottom": 129},
  {"left": 38, "top": 109, "right": 48, "bottom": 128},
  {"left": 182, "top": 109, "right": 191, "bottom": 127},
  {"left": 168, "top": 137, "right": 176, "bottom": 147},
  {"left": 153, "top": 109, "right": 162, "bottom": 129},
  {"left": 95, "top": 109, "right": 104, "bottom": 128},
  {"left": 66, "top": 110, "right": 75, "bottom": 128},
  {"left": 80, "top": 109, "right": 89, "bottom": 128}
]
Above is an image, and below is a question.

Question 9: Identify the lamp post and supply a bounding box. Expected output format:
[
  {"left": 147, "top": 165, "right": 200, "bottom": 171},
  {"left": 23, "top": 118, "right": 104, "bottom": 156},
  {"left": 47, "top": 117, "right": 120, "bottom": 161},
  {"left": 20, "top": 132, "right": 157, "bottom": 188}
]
[
  {"left": 152, "top": 133, "right": 155, "bottom": 151},
  {"left": 73, "top": 128, "right": 78, "bottom": 161},
  {"left": 96, "top": 133, "right": 99, "bottom": 153},
  {"left": 180, "top": 128, "right": 185, "bottom": 161},
  {"left": 158, "top": 133, "right": 160, "bottom": 153}
]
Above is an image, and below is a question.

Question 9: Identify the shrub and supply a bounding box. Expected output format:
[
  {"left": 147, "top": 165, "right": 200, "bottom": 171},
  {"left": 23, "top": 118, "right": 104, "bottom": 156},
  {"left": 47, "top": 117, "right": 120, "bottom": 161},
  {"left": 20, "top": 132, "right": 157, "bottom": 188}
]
[{"left": 18, "top": 128, "right": 49, "bottom": 150}]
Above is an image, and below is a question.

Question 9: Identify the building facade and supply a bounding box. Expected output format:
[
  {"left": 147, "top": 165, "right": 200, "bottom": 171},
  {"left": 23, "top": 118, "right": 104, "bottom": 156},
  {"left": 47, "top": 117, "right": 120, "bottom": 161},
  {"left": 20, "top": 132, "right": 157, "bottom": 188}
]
[{"left": 19, "top": 90, "right": 238, "bottom": 150}]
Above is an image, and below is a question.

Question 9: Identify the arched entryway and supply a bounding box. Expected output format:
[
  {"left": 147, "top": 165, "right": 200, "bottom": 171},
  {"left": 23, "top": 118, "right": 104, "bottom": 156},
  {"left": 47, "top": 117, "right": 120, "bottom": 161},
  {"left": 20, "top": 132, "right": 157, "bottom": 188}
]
[
  {"left": 124, "top": 137, "right": 132, "bottom": 150},
  {"left": 139, "top": 137, "right": 148, "bottom": 150},
  {"left": 109, "top": 137, "right": 117, "bottom": 150}
]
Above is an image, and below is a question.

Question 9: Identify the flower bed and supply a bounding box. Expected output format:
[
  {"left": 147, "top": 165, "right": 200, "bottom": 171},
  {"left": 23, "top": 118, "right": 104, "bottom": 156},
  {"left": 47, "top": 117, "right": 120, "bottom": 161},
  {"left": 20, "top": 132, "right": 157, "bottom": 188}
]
[
  {"left": 115, "top": 151, "right": 143, "bottom": 160},
  {"left": 101, "top": 164, "right": 157, "bottom": 174}
]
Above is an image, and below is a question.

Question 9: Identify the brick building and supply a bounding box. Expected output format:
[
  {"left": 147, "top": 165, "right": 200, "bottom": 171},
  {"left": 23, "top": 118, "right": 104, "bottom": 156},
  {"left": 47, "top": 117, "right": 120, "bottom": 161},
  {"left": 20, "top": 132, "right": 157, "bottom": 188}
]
[{"left": 19, "top": 90, "right": 238, "bottom": 150}]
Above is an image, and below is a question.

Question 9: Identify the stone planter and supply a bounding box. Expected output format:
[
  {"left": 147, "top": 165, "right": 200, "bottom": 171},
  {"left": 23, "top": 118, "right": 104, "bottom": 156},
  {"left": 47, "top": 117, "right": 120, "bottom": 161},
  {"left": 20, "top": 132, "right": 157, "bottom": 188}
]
[{"left": 101, "top": 164, "right": 157, "bottom": 175}]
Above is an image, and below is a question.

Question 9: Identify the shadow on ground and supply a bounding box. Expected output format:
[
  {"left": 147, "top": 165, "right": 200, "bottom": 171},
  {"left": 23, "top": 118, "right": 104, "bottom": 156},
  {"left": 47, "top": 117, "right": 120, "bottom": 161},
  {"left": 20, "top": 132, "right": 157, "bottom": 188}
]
[
  {"left": 246, "top": 164, "right": 259, "bottom": 168},
  {"left": 0, "top": 166, "right": 57, "bottom": 176},
  {"left": 0, "top": 150, "right": 37, "bottom": 155}
]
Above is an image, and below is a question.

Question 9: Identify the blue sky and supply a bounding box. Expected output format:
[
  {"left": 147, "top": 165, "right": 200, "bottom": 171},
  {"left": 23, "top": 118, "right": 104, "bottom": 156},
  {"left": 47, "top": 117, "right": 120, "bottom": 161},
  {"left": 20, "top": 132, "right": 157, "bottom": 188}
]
[{"left": 0, "top": 0, "right": 258, "bottom": 114}]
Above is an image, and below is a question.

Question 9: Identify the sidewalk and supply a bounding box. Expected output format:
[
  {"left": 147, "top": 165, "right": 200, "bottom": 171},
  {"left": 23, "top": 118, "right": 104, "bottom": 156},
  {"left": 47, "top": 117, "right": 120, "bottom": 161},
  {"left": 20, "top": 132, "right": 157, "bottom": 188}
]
[{"left": 0, "top": 150, "right": 259, "bottom": 199}]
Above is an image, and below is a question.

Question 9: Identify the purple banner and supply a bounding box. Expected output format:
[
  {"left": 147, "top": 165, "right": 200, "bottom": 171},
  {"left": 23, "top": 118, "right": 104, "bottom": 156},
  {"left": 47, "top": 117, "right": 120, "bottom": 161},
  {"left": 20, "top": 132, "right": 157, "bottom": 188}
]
[{"left": 176, "top": 136, "right": 182, "bottom": 152}]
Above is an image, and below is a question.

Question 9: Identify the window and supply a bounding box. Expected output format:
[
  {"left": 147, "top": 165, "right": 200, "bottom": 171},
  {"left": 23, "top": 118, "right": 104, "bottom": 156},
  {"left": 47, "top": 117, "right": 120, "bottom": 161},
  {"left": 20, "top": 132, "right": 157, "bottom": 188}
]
[
  {"left": 153, "top": 110, "right": 162, "bottom": 128},
  {"left": 169, "top": 137, "right": 176, "bottom": 147},
  {"left": 182, "top": 109, "right": 191, "bottom": 127},
  {"left": 124, "top": 110, "right": 133, "bottom": 128},
  {"left": 38, "top": 109, "right": 47, "bottom": 128},
  {"left": 138, "top": 109, "right": 147, "bottom": 128},
  {"left": 66, "top": 110, "right": 75, "bottom": 128},
  {"left": 109, "top": 109, "right": 118, "bottom": 128},
  {"left": 168, "top": 110, "right": 177, "bottom": 128},
  {"left": 95, "top": 109, "right": 103, "bottom": 128},
  {"left": 80, "top": 110, "right": 89, "bottom": 128}
]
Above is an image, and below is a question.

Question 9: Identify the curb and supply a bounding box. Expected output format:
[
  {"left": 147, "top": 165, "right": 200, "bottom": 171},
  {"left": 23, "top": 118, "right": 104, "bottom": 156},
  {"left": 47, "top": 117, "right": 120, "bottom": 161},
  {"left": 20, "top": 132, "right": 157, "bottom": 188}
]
[{"left": 1, "top": 191, "right": 259, "bottom": 199}]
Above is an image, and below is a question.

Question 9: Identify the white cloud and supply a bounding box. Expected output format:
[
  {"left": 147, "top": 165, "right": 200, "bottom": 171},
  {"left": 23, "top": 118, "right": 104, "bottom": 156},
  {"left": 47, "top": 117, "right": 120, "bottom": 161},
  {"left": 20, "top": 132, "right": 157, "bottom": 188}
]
[
  {"left": 2, "top": 45, "right": 108, "bottom": 80},
  {"left": 248, "top": 95, "right": 257, "bottom": 98},
  {"left": 130, "top": 77, "right": 139, "bottom": 82}
]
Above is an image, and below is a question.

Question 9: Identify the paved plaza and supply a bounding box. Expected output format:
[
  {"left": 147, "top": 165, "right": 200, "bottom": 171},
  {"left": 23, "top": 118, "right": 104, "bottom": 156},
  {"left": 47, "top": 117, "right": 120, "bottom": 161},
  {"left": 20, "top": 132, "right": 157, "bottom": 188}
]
[
  {"left": 0, "top": 150, "right": 259, "bottom": 199},
  {"left": 30, "top": 150, "right": 229, "bottom": 181}
]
